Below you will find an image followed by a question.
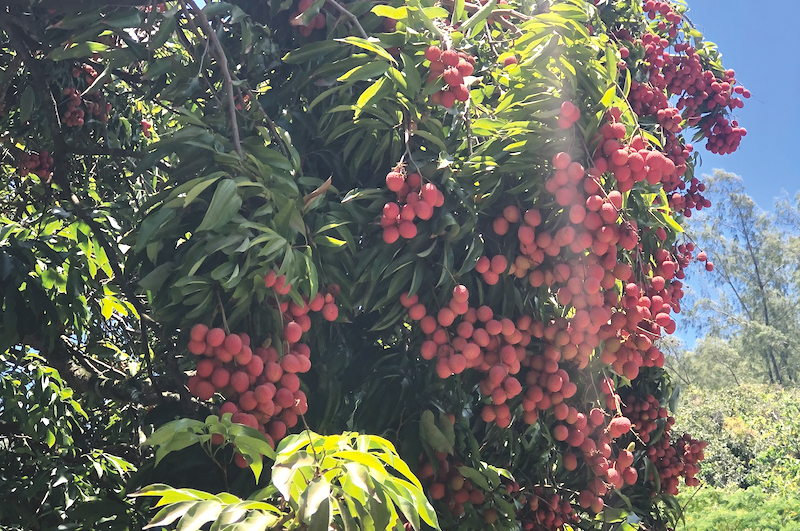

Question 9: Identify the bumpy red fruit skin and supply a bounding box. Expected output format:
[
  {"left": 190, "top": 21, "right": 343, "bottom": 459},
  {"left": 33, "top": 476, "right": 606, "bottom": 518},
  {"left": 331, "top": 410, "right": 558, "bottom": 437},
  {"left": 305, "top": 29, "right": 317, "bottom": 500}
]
[
  {"left": 503, "top": 56, "right": 518, "bottom": 66},
  {"left": 190, "top": 323, "right": 209, "bottom": 342},
  {"left": 441, "top": 49, "right": 459, "bottom": 67},
  {"left": 608, "top": 416, "right": 632, "bottom": 438},
  {"left": 321, "top": 302, "right": 338, "bottom": 321},
  {"left": 440, "top": 90, "right": 456, "bottom": 108},
  {"left": 451, "top": 84, "right": 470, "bottom": 102},
  {"left": 224, "top": 333, "right": 243, "bottom": 356},
  {"left": 386, "top": 171, "right": 405, "bottom": 192},
  {"left": 188, "top": 340, "right": 206, "bottom": 355},
  {"left": 284, "top": 322, "right": 302, "bottom": 344},
  {"left": 424, "top": 45, "right": 442, "bottom": 62},
  {"left": 206, "top": 327, "right": 226, "bottom": 347}
]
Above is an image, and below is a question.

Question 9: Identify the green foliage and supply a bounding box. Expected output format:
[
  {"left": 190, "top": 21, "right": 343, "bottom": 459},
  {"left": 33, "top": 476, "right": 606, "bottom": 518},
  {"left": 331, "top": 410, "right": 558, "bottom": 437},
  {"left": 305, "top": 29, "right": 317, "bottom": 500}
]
[
  {"left": 0, "top": 350, "right": 145, "bottom": 530},
  {"left": 135, "top": 430, "right": 438, "bottom": 531},
  {"left": 144, "top": 414, "right": 276, "bottom": 481},
  {"left": 672, "top": 384, "right": 800, "bottom": 496}
]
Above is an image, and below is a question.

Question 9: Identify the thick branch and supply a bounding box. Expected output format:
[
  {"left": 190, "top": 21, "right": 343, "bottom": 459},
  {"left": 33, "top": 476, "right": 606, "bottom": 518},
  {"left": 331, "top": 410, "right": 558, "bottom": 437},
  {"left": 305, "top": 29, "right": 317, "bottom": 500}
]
[{"left": 22, "top": 335, "right": 165, "bottom": 405}]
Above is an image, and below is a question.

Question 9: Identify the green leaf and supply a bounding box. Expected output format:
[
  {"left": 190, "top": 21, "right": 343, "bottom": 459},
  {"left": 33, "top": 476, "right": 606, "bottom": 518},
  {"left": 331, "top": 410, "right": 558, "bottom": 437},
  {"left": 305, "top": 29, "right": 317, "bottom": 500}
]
[
  {"left": 139, "top": 262, "right": 174, "bottom": 292},
  {"left": 456, "top": 466, "right": 490, "bottom": 490},
  {"left": 371, "top": 5, "right": 407, "bottom": 20},
  {"left": 196, "top": 180, "right": 242, "bottom": 232},
  {"left": 102, "top": 9, "right": 143, "bottom": 28},
  {"left": 606, "top": 44, "right": 618, "bottom": 84},
  {"left": 176, "top": 500, "right": 223, "bottom": 531},
  {"left": 49, "top": 41, "right": 109, "bottom": 61},
  {"left": 184, "top": 173, "right": 224, "bottom": 207},
  {"left": 282, "top": 40, "right": 341, "bottom": 63},
  {"left": 356, "top": 77, "right": 388, "bottom": 113},
  {"left": 401, "top": 53, "right": 422, "bottom": 96},
  {"left": 144, "top": 501, "right": 195, "bottom": 529},
  {"left": 338, "top": 37, "right": 397, "bottom": 64},
  {"left": 298, "top": 477, "right": 331, "bottom": 524},
  {"left": 19, "top": 86, "right": 34, "bottom": 123},
  {"left": 338, "top": 61, "right": 390, "bottom": 82},
  {"left": 460, "top": 0, "right": 496, "bottom": 32}
]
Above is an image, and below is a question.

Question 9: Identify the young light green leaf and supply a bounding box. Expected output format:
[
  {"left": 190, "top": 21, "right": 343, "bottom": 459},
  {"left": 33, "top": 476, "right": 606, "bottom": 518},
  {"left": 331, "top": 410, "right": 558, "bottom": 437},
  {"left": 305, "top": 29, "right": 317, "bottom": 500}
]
[
  {"left": 337, "top": 37, "right": 397, "bottom": 64},
  {"left": 338, "top": 61, "right": 390, "bottom": 82}
]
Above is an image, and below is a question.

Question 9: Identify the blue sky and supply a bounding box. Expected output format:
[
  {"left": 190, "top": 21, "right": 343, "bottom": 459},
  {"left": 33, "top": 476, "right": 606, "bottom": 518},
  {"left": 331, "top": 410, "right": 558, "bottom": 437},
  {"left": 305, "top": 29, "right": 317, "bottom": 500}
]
[
  {"left": 660, "top": 0, "right": 800, "bottom": 348},
  {"left": 684, "top": 0, "right": 800, "bottom": 210}
]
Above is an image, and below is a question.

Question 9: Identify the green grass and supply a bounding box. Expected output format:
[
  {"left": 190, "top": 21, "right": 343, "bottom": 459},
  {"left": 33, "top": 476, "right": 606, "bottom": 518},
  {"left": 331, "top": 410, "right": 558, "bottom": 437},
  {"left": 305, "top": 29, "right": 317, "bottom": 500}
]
[{"left": 677, "top": 488, "right": 800, "bottom": 531}]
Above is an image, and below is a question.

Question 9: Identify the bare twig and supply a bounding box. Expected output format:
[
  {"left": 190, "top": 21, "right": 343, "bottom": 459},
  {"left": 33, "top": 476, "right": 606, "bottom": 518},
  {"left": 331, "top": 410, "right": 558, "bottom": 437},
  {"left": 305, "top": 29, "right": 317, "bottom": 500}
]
[
  {"left": 180, "top": 0, "right": 243, "bottom": 158},
  {"left": 242, "top": 86, "right": 290, "bottom": 158},
  {"left": 324, "top": 0, "right": 368, "bottom": 38}
]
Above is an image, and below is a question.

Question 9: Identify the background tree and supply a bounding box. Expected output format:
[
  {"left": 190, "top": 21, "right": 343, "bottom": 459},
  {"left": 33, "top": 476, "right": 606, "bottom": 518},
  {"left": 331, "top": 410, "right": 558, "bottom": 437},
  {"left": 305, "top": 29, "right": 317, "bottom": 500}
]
[
  {"left": 0, "top": 0, "right": 750, "bottom": 530},
  {"left": 683, "top": 170, "right": 800, "bottom": 386}
]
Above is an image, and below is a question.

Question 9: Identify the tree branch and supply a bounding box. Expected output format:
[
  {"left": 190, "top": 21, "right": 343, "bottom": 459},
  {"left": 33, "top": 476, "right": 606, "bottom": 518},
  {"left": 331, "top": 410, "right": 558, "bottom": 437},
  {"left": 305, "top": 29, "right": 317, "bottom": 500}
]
[
  {"left": 179, "top": 0, "right": 243, "bottom": 158},
  {"left": 324, "top": 0, "right": 368, "bottom": 39}
]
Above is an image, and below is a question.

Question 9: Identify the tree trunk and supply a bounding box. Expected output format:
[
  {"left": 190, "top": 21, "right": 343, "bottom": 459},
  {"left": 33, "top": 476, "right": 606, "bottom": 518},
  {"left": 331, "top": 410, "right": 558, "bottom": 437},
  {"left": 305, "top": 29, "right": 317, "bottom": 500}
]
[{"left": 740, "top": 214, "right": 784, "bottom": 384}]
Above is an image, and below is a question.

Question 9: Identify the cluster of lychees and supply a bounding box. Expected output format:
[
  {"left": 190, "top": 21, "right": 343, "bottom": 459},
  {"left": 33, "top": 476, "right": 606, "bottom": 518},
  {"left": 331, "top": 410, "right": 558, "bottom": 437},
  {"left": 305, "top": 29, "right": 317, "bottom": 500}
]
[
  {"left": 619, "top": 391, "right": 671, "bottom": 443},
  {"left": 518, "top": 486, "right": 578, "bottom": 531},
  {"left": 185, "top": 272, "right": 339, "bottom": 459},
  {"left": 18, "top": 150, "right": 53, "bottom": 180},
  {"left": 557, "top": 101, "right": 581, "bottom": 130},
  {"left": 186, "top": 324, "right": 309, "bottom": 452},
  {"left": 647, "top": 431, "right": 705, "bottom": 494},
  {"left": 617, "top": 1, "right": 748, "bottom": 158},
  {"left": 61, "top": 65, "right": 111, "bottom": 128},
  {"left": 291, "top": 0, "right": 326, "bottom": 37},
  {"left": 403, "top": 143, "right": 710, "bottom": 506},
  {"left": 424, "top": 46, "right": 475, "bottom": 108},
  {"left": 417, "top": 450, "right": 486, "bottom": 518},
  {"left": 381, "top": 168, "right": 444, "bottom": 243}
]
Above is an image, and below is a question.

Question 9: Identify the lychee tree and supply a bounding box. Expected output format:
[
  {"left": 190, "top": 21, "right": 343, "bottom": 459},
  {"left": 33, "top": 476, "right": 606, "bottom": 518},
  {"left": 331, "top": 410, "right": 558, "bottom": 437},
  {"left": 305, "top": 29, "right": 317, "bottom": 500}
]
[{"left": 0, "top": 0, "right": 746, "bottom": 530}]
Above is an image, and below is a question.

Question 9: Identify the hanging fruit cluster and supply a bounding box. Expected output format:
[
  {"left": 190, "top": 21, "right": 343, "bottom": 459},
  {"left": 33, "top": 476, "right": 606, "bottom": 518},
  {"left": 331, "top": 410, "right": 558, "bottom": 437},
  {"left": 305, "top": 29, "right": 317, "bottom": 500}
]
[
  {"left": 185, "top": 274, "right": 339, "bottom": 453},
  {"left": 17, "top": 150, "right": 53, "bottom": 180},
  {"left": 425, "top": 46, "right": 476, "bottom": 108},
  {"left": 382, "top": 167, "right": 445, "bottom": 243},
  {"left": 291, "top": 0, "right": 326, "bottom": 36},
  {"left": 60, "top": 64, "right": 111, "bottom": 128}
]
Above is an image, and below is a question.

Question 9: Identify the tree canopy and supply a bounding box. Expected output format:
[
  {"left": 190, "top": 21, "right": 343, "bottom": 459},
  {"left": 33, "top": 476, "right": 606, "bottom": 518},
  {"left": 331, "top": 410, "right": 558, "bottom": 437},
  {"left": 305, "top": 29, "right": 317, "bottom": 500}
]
[
  {"left": 669, "top": 171, "right": 800, "bottom": 387},
  {"left": 0, "top": 0, "right": 749, "bottom": 530}
]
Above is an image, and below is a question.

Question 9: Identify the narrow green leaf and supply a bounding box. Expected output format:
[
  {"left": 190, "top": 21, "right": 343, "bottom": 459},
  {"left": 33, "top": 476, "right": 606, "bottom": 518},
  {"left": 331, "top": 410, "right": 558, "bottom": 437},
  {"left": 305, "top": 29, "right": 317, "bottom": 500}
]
[
  {"left": 144, "top": 501, "right": 195, "bottom": 529},
  {"left": 196, "top": 179, "right": 241, "bottom": 232},
  {"left": 338, "top": 37, "right": 397, "bottom": 64},
  {"left": 356, "top": 77, "right": 388, "bottom": 113},
  {"left": 338, "top": 61, "right": 390, "bottom": 82},
  {"left": 176, "top": 500, "right": 222, "bottom": 531},
  {"left": 19, "top": 86, "right": 34, "bottom": 123},
  {"left": 49, "top": 41, "right": 109, "bottom": 61},
  {"left": 282, "top": 40, "right": 341, "bottom": 63},
  {"left": 460, "top": 0, "right": 496, "bottom": 32},
  {"left": 184, "top": 173, "right": 224, "bottom": 207}
]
